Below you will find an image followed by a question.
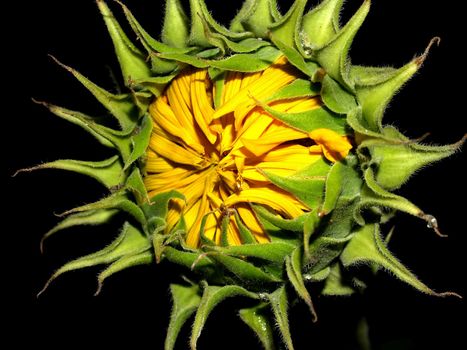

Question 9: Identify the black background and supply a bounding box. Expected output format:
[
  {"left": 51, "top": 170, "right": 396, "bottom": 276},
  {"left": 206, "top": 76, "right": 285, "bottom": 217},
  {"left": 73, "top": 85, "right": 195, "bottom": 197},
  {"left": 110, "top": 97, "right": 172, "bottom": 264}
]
[{"left": 5, "top": 0, "right": 466, "bottom": 349}]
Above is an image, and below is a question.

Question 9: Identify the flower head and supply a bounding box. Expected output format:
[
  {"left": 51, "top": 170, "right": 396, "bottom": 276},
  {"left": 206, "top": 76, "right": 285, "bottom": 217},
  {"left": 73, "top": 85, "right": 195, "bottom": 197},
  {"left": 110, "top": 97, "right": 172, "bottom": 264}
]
[
  {"left": 145, "top": 57, "right": 351, "bottom": 247},
  {"left": 28, "top": 1, "right": 464, "bottom": 349}
]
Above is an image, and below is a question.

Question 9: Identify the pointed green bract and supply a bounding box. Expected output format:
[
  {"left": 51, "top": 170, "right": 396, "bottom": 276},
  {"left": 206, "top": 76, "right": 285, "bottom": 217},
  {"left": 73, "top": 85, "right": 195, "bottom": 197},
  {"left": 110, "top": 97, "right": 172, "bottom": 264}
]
[
  {"left": 96, "top": 251, "right": 153, "bottom": 294},
  {"left": 356, "top": 60, "right": 418, "bottom": 131},
  {"left": 262, "top": 169, "right": 326, "bottom": 209},
  {"left": 259, "top": 102, "right": 347, "bottom": 134},
  {"left": 267, "top": 286, "right": 294, "bottom": 350},
  {"left": 269, "top": 0, "right": 307, "bottom": 49},
  {"left": 313, "top": 0, "right": 370, "bottom": 89},
  {"left": 239, "top": 303, "right": 275, "bottom": 350},
  {"left": 321, "top": 74, "right": 358, "bottom": 114},
  {"left": 17, "top": 156, "right": 123, "bottom": 190},
  {"left": 190, "top": 284, "right": 258, "bottom": 349},
  {"left": 166, "top": 284, "right": 202, "bottom": 350},
  {"left": 162, "top": 0, "right": 190, "bottom": 48},
  {"left": 60, "top": 192, "right": 146, "bottom": 228},
  {"left": 341, "top": 224, "right": 455, "bottom": 296},
  {"left": 35, "top": 100, "right": 134, "bottom": 160},
  {"left": 97, "top": 0, "right": 151, "bottom": 85},
  {"left": 302, "top": 0, "right": 343, "bottom": 49},
  {"left": 231, "top": 0, "right": 280, "bottom": 38},
  {"left": 286, "top": 248, "right": 318, "bottom": 321},
  {"left": 206, "top": 242, "right": 295, "bottom": 263},
  {"left": 365, "top": 133, "right": 465, "bottom": 190},
  {"left": 40, "top": 209, "right": 118, "bottom": 253},
  {"left": 210, "top": 253, "right": 283, "bottom": 284},
  {"left": 321, "top": 262, "right": 355, "bottom": 296},
  {"left": 38, "top": 222, "right": 150, "bottom": 296},
  {"left": 49, "top": 56, "right": 140, "bottom": 130}
]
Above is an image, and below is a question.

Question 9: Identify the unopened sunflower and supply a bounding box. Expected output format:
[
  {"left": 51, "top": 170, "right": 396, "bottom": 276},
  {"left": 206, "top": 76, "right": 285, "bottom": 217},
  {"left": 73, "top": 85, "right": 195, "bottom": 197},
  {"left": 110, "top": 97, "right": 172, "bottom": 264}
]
[{"left": 25, "top": 0, "right": 464, "bottom": 349}]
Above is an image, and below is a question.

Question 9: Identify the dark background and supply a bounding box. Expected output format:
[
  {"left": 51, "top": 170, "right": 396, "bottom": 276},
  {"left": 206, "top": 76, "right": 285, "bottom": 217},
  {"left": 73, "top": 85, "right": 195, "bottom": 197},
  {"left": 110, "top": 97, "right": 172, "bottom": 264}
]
[{"left": 5, "top": 0, "right": 465, "bottom": 349}]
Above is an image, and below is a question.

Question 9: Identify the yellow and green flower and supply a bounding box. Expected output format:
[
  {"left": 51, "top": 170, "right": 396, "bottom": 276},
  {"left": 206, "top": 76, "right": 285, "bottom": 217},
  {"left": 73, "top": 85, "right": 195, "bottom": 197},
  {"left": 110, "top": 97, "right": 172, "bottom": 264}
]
[{"left": 26, "top": 0, "right": 464, "bottom": 349}]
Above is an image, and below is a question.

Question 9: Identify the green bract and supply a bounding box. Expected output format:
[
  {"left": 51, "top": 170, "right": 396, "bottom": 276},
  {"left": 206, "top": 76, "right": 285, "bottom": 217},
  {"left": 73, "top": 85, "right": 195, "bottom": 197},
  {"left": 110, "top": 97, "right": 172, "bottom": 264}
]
[{"left": 24, "top": 1, "right": 464, "bottom": 349}]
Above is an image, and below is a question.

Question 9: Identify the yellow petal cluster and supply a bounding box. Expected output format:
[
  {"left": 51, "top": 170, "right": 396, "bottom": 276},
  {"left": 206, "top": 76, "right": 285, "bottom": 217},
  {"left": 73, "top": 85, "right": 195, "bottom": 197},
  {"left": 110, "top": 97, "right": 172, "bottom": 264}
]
[{"left": 144, "top": 57, "right": 352, "bottom": 247}]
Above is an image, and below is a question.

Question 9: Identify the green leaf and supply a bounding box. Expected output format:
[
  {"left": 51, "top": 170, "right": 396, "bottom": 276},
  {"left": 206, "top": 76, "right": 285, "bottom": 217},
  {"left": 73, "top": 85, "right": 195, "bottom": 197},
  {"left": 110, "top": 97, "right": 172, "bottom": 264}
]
[
  {"left": 44, "top": 57, "right": 140, "bottom": 130},
  {"left": 356, "top": 168, "right": 423, "bottom": 224},
  {"left": 206, "top": 242, "right": 295, "bottom": 263},
  {"left": 269, "top": 0, "right": 307, "bottom": 50},
  {"left": 206, "top": 46, "right": 281, "bottom": 72},
  {"left": 306, "top": 234, "right": 354, "bottom": 274},
  {"left": 267, "top": 78, "right": 320, "bottom": 102},
  {"left": 16, "top": 156, "right": 124, "bottom": 190},
  {"left": 163, "top": 246, "right": 214, "bottom": 271},
  {"left": 219, "top": 37, "right": 270, "bottom": 54},
  {"left": 322, "top": 160, "right": 362, "bottom": 215},
  {"left": 303, "top": 266, "right": 331, "bottom": 282},
  {"left": 355, "top": 61, "right": 418, "bottom": 131},
  {"left": 254, "top": 205, "right": 306, "bottom": 233},
  {"left": 40, "top": 209, "right": 118, "bottom": 253},
  {"left": 118, "top": 1, "right": 190, "bottom": 54},
  {"left": 301, "top": 0, "right": 343, "bottom": 49},
  {"left": 346, "top": 106, "right": 388, "bottom": 140},
  {"left": 97, "top": 0, "right": 151, "bottom": 85},
  {"left": 208, "top": 68, "right": 225, "bottom": 109},
  {"left": 189, "top": 0, "right": 251, "bottom": 45},
  {"left": 350, "top": 65, "right": 398, "bottom": 86},
  {"left": 165, "top": 284, "right": 202, "bottom": 350},
  {"left": 143, "top": 191, "right": 185, "bottom": 230},
  {"left": 366, "top": 133, "right": 466, "bottom": 190},
  {"left": 33, "top": 99, "right": 115, "bottom": 148},
  {"left": 321, "top": 197, "right": 359, "bottom": 237},
  {"left": 313, "top": 0, "right": 370, "bottom": 90},
  {"left": 96, "top": 250, "right": 153, "bottom": 295},
  {"left": 130, "top": 90, "right": 153, "bottom": 115},
  {"left": 271, "top": 37, "right": 320, "bottom": 77},
  {"left": 49, "top": 56, "right": 140, "bottom": 130},
  {"left": 210, "top": 254, "right": 282, "bottom": 284},
  {"left": 117, "top": 1, "right": 183, "bottom": 75},
  {"left": 124, "top": 168, "right": 149, "bottom": 206},
  {"left": 267, "top": 286, "right": 294, "bottom": 350},
  {"left": 38, "top": 222, "right": 149, "bottom": 296},
  {"left": 38, "top": 102, "right": 133, "bottom": 161},
  {"left": 125, "top": 114, "right": 152, "bottom": 169},
  {"left": 239, "top": 303, "right": 275, "bottom": 350},
  {"left": 261, "top": 170, "right": 326, "bottom": 210},
  {"left": 231, "top": 0, "right": 280, "bottom": 38},
  {"left": 340, "top": 223, "right": 457, "bottom": 296},
  {"left": 190, "top": 284, "right": 258, "bottom": 349},
  {"left": 321, "top": 74, "right": 357, "bottom": 114},
  {"left": 321, "top": 262, "right": 355, "bottom": 296},
  {"left": 187, "top": 0, "right": 221, "bottom": 48},
  {"left": 286, "top": 248, "right": 318, "bottom": 321},
  {"left": 258, "top": 102, "right": 347, "bottom": 135},
  {"left": 354, "top": 37, "right": 441, "bottom": 131},
  {"left": 303, "top": 212, "right": 320, "bottom": 260},
  {"left": 162, "top": 0, "right": 190, "bottom": 48},
  {"left": 136, "top": 75, "right": 177, "bottom": 97},
  {"left": 158, "top": 51, "right": 210, "bottom": 68},
  {"left": 321, "top": 161, "right": 345, "bottom": 215},
  {"left": 59, "top": 192, "right": 147, "bottom": 228}
]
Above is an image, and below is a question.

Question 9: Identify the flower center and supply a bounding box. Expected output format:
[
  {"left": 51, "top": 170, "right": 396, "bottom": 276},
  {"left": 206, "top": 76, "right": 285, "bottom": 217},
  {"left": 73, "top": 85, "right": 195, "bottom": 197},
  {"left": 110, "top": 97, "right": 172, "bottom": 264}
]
[{"left": 144, "top": 57, "right": 352, "bottom": 248}]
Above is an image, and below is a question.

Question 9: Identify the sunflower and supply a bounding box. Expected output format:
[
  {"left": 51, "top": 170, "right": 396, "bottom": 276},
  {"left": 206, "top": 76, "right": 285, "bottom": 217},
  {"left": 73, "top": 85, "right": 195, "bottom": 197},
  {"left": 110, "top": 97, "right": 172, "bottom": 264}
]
[{"left": 24, "top": 1, "right": 464, "bottom": 349}]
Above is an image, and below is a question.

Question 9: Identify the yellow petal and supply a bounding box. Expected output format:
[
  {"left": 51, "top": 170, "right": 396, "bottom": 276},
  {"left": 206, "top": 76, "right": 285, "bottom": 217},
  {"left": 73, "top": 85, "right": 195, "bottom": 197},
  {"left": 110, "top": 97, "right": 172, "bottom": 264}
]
[
  {"left": 149, "top": 134, "right": 207, "bottom": 168},
  {"left": 190, "top": 70, "right": 217, "bottom": 144},
  {"left": 224, "top": 187, "right": 304, "bottom": 218},
  {"left": 308, "top": 128, "right": 353, "bottom": 162}
]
